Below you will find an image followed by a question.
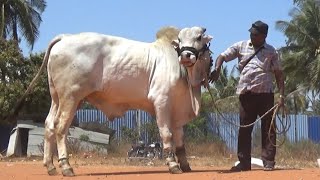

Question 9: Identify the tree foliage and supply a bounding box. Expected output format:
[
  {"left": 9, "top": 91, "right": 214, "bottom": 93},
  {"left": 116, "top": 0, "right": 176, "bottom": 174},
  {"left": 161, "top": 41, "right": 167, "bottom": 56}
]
[
  {"left": 0, "top": 0, "right": 46, "bottom": 48},
  {"left": 0, "top": 39, "right": 49, "bottom": 124},
  {"left": 276, "top": 0, "right": 320, "bottom": 88},
  {"left": 202, "top": 65, "right": 239, "bottom": 113},
  {"left": 20, "top": 52, "right": 50, "bottom": 119},
  {"left": 0, "top": 39, "right": 25, "bottom": 123},
  {"left": 276, "top": 0, "right": 320, "bottom": 114}
]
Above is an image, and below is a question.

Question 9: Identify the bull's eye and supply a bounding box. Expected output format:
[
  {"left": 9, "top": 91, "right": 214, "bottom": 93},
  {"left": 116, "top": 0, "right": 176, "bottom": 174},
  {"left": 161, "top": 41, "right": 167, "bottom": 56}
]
[{"left": 196, "top": 35, "right": 202, "bottom": 41}]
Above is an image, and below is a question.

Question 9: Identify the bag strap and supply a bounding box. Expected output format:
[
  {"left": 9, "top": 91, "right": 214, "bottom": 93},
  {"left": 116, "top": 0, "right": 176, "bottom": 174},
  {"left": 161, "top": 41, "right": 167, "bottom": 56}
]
[{"left": 241, "top": 45, "right": 264, "bottom": 71}]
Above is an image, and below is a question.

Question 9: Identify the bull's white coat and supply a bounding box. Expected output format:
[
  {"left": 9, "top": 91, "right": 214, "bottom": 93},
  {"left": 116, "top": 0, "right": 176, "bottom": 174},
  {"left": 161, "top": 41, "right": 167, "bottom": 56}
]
[{"left": 41, "top": 26, "right": 212, "bottom": 175}]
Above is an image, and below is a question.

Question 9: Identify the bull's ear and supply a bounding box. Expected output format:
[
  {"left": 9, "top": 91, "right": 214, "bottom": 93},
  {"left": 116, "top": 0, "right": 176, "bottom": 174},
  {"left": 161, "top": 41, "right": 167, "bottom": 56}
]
[
  {"left": 171, "top": 39, "right": 179, "bottom": 48},
  {"left": 204, "top": 35, "right": 213, "bottom": 43}
]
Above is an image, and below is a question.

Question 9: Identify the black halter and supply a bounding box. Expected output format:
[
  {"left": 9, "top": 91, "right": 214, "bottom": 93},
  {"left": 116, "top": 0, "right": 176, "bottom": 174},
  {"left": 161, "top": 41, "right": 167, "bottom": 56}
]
[
  {"left": 175, "top": 43, "right": 211, "bottom": 68},
  {"left": 176, "top": 43, "right": 210, "bottom": 60}
]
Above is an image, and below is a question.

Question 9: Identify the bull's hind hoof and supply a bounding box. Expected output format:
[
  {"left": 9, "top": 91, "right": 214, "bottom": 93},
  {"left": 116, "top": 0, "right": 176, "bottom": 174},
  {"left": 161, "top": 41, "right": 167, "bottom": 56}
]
[
  {"left": 169, "top": 165, "right": 183, "bottom": 174},
  {"left": 47, "top": 166, "right": 58, "bottom": 176},
  {"left": 62, "top": 168, "right": 75, "bottom": 177},
  {"left": 180, "top": 164, "right": 191, "bottom": 172},
  {"left": 180, "top": 165, "right": 191, "bottom": 172}
]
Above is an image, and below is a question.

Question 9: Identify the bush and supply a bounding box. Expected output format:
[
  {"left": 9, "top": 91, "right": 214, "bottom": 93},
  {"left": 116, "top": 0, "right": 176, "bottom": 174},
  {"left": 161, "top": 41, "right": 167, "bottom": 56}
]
[
  {"left": 142, "top": 120, "right": 160, "bottom": 143},
  {"left": 79, "top": 134, "right": 90, "bottom": 142},
  {"left": 120, "top": 126, "right": 140, "bottom": 143},
  {"left": 277, "top": 140, "right": 320, "bottom": 161},
  {"left": 184, "top": 114, "right": 218, "bottom": 142}
]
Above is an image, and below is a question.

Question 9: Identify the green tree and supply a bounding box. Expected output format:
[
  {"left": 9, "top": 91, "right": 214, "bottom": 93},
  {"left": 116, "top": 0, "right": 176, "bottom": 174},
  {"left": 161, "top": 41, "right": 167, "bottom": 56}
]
[
  {"left": 293, "top": 0, "right": 319, "bottom": 6},
  {"left": 0, "top": 40, "right": 49, "bottom": 124},
  {"left": 276, "top": 0, "right": 320, "bottom": 88},
  {"left": 276, "top": 0, "right": 320, "bottom": 113},
  {"left": 293, "top": 0, "right": 304, "bottom": 5},
  {"left": 278, "top": 52, "right": 308, "bottom": 114},
  {"left": 311, "top": 98, "right": 320, "bottom": 115},
  {"left": 121, "top": 126, "right": 140, "bottom": 143},
  {"left": 142, "top": 120, "right": 160, "bottom": 143},
  {"left": 19, "top": 52, "right": 50, "bottom": 121},
  {"left": 202, "top": 65, "right": 239, "bottom": 113},
  {"left": 0, "top": 39, "right": 26, "bottom": 123},
  {"left": 0, "top": 0, "right": 46, "bottom": 48}
]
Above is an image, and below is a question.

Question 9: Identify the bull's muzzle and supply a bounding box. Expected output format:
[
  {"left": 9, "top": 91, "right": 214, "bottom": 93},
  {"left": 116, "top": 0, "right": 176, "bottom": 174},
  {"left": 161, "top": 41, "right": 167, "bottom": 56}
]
[{"left": 179, "top": 52, "right": 197, "bottom": 67}]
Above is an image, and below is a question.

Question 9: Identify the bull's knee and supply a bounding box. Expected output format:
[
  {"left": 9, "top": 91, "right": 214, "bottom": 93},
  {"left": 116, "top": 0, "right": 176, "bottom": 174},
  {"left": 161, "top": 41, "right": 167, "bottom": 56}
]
[{"left": 159, "top": 127, "right": 172, "bottom": 149}]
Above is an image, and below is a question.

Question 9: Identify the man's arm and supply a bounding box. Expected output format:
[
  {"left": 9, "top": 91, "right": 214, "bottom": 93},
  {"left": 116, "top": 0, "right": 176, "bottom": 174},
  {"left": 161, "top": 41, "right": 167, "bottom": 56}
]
[
  {"left": 214, "top": 55, "right": 225, "bottom": 73},
  {"left": 209, "top": 55, "right": 226, "bottom": 83},
  {"left": 209, "top": 42, "right": 240, "bottom": 83}
]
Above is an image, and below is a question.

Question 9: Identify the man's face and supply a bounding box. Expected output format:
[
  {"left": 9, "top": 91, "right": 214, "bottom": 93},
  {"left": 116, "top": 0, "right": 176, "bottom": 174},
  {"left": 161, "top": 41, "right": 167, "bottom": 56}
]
[{"left": 250, "top": 32, "right": 266, "bottom": 47}]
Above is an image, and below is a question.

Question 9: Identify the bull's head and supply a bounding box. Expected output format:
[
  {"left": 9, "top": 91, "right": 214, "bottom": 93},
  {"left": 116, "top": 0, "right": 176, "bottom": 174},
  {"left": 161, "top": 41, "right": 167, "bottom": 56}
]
[{"left": 172, "top": 26, "right": 213, "bottom": 88}]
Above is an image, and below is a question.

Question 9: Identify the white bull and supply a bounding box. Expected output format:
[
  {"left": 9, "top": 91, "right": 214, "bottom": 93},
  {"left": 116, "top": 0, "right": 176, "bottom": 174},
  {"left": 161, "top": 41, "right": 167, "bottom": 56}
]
[{"left": 41, "top": 26, "right": 213, "bottom": 176}]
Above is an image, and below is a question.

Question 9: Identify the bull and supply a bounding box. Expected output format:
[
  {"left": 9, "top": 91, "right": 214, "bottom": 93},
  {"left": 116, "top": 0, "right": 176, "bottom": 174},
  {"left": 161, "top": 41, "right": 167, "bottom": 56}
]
[{"left": 39, "top": 26, "right": 213, "bottom": 176}]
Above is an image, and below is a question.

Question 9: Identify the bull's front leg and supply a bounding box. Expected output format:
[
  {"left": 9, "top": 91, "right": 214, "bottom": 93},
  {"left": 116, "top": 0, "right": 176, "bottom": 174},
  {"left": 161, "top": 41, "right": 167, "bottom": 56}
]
[
  {"left": 172, "top": 126, "right": 191, "bottom": 172},
  {"left": 151, "top": 96, "right": 182, "bottom": 174},
  {"left": 158, "top": 125, "right": 182, "bottom": 174},
  {"left": 155, "top": 102, "right": 182, "bottom": 174}
]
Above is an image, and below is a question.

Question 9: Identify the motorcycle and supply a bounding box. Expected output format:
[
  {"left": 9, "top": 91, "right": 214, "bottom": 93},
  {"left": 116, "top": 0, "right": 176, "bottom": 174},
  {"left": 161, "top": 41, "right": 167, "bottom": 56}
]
[
  {"left": 127, "top": 141, "right": 147, "bottom": 158},
  {"left": 127, "top": 141, "right": 162, "bottom": 159},
  {"left": 145, "top": 142, "right": 162, "bottom": 159}
]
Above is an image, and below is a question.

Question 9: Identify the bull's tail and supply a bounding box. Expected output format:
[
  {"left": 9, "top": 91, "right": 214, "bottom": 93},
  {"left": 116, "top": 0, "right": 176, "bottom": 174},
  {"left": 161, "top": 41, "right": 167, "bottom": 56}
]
[
  {"left": 5, "top": 35, "right": 65, "bottom": 122},
  {"left": 28, "top": 35, "right": 64, "bottom": 93}
]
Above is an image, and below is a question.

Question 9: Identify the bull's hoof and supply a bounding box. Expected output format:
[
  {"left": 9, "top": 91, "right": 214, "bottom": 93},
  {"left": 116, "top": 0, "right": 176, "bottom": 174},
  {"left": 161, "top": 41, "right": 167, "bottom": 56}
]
[
  {"left": 169, "top": 165, "right": 183, "bottom": 174},
  {"left": 180, "top": 164, "right": 191, "bottom": 172},
  {"left": 62, "top": 168, "right": 75, "bottom": 177},
  {"left": 47, "top": 166, "right": 58, "bottom": 176}
]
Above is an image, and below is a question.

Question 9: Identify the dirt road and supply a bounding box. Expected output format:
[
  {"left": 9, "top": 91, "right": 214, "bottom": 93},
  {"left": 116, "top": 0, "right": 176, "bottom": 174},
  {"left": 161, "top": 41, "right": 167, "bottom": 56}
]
[{"left": 0, "top": 161, "right": 319, "bottom": 180}]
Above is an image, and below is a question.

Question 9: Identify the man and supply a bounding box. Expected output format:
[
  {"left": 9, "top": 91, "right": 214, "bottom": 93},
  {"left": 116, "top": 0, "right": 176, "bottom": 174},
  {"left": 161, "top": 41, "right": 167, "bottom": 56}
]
[{"left": 209, "top": 20, "right": 285, "bottom": 171}]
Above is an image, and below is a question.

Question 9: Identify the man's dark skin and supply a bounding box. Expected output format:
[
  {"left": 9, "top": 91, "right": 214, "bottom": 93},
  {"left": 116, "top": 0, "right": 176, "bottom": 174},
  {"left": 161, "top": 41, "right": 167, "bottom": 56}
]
[{"left": 209, "top": 31, "right": 285, "bottom": 106}]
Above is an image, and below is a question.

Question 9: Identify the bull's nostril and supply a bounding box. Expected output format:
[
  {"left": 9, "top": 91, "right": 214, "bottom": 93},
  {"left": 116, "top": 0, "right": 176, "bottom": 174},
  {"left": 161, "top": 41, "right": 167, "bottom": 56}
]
[{"left": 186, "top": 53, "right": 191, "bottom": 58}]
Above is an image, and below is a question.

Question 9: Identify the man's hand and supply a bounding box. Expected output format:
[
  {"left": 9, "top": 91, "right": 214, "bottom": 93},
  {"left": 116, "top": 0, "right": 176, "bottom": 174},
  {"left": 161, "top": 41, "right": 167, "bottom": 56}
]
[
  {"left": 209, "top": 69, "right": 220, "bottom": 83},
  {"left": 278, "top": 95, "right": 285, "bottom": 118},
  {"left": 278, "top": 95, "right": 285, "bottom": 107}
]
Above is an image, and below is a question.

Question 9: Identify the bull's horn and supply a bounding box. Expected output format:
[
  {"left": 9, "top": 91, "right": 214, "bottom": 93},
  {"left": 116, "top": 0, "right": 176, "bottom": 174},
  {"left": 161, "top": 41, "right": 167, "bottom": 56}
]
[{"left": 202, "top": 27, "right": 206, "bottom": 33}]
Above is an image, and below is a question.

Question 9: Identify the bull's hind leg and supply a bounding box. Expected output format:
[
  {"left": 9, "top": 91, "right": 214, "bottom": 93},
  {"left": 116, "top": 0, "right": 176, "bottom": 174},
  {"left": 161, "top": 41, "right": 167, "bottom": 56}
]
[
  {"left": 43, "top": 100, "right": 58, "bottom": 175},
  {"left": 173, "top": 127, "right": 191, "bottom": 172},
  {"left": 54, "top": 98, "right": 80, "bottom": 176}
]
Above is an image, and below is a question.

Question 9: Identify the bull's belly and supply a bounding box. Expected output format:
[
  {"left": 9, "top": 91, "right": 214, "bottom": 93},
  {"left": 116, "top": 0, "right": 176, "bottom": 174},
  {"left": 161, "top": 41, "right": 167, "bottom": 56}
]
[{"left": 85, "top": 91, "right": 155, "bottom": 120}]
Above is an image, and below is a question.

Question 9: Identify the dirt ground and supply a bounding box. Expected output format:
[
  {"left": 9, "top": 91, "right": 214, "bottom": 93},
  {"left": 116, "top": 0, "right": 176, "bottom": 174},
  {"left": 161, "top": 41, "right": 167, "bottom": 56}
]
[{"left": 0, "top": 159, "right": 319, "bottom": 180}]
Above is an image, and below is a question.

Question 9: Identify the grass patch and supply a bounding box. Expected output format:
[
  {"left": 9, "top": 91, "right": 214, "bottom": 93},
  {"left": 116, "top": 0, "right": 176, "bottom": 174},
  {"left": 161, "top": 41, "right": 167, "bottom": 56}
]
[{"left": 2, "top": 138, "right": 320, "bottom": 169}]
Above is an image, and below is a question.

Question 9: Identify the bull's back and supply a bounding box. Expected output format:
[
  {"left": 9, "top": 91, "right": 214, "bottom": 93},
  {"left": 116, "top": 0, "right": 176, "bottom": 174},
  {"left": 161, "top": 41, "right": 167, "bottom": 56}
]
[{"left": 47, "top": 32, "right": 153, "bottom": 108}]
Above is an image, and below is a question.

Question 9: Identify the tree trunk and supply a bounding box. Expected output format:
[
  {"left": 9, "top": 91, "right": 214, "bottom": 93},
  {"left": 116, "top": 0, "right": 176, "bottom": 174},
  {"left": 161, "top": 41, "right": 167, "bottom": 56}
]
[
  {"left": 0, "top": 3, "right": 5, "bottom": 39},
  {"left": 12, "top": 15, "right": 18, "bottom": 42}
]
